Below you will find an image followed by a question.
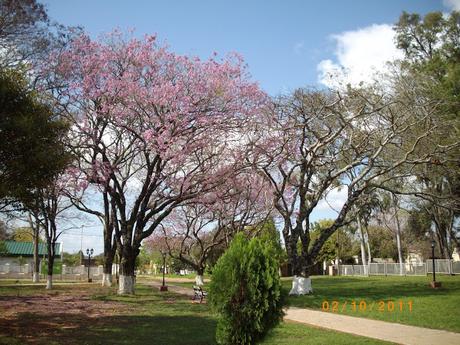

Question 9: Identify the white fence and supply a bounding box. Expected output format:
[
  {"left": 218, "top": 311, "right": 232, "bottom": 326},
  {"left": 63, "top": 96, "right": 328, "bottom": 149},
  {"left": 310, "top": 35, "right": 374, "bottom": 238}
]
[
  {"left": 0, "top": 263, "right": 32, "bottom": 274},
  {"left": 0, "top": 264, "right": 105, "bottom": 280},
  {"left": 339, "top": 260, "right": 460, "bottom": 276},
  {"left": 426, "top": 259, "right": 453, "bottom": 274},
  {"left": 62, "top": 265, "right": 104, "bottom": 276}
]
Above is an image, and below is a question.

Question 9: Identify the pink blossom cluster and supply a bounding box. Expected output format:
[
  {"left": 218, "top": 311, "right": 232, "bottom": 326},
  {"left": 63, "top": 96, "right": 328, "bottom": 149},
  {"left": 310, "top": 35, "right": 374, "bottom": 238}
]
[{"left": 51, "top": 31, "right": 269, "bottom": 197}]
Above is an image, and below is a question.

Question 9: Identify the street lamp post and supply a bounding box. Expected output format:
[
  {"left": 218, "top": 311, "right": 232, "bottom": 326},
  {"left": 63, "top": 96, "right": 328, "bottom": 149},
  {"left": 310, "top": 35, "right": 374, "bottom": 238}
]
[
  {"left": 160, "top": 251, "right": 168, "bottom": 291},
  {"left": 430, "top": 240, "right": 441, "bottom": 288},
  {"left": 86, "top": 248, "right": 93, "bottom": 283}
]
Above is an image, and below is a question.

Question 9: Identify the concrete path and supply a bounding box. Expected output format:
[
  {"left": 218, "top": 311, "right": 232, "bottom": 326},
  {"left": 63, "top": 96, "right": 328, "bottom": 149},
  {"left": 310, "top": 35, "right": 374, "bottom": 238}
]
[{"left": 285, "top": 307, "right": 460, "bottom": 345}]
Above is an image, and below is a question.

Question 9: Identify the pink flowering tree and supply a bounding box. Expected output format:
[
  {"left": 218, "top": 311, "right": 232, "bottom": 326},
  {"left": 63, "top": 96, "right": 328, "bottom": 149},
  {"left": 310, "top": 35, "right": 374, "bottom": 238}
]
[
  {"left": 152, "top": 171, "right": 273, "bottom": 286},
  {"left": 49, "top": 31, "right": 267, "bottom": 294}
]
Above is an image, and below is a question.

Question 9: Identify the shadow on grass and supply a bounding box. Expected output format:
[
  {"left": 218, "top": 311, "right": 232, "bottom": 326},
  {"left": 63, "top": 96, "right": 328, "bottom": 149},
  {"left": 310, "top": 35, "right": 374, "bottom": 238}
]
[{"left": 0, "top": 312, "right": 217, "bottom": 345}]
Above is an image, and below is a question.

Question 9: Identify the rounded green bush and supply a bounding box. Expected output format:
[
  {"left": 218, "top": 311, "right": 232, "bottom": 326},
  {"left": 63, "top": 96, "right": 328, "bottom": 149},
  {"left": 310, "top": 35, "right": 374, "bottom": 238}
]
[{"left": 209, "top": 233, "right": 285, "bottom": 345}]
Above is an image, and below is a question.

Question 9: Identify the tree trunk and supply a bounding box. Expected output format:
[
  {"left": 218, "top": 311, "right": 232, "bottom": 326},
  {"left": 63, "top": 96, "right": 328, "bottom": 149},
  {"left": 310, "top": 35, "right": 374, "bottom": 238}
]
[
  {"left": 118, "top": 252, "right": 136, "bottom": 295},
  {"left": 280, "top": 221, "right": 301, "bottom": 277},
  {"left": 46, "top": 255, "right": 54, "bottom": 290},
  {"left": 195, "top": 268, "right": 205, "bottom": 286},
  {"left": 357, "top": 217, "right": 368, "bottom": 275},
  {"left": 195, "top": 274, "right": 204, "bottom": 286},
  {"left": 33, "top": 233, "right": 40, "bottom": 283},
  {"left": 101, "top": 253, "right": 114, "bottom": 287},
  {"left": 365, "top": 227, "right": 372, "bottom": 264},
  {"left": 287, "top": 233, "right": 301, "bottom": 276},
  {"left": 289, "top": 276, "right": 312, "bottom": 295},
  {"left": 102, "top": 273, "right": 113, "bottom": 287},
  {"left": 283, "top": 228, "right": 313, "bottom": 295},
  {"left": 391, "top": 194, "right": 404, "bottom": 275},
  {"left": 432, "top": 209, "right": 450, "bottom": 260},
  {"left": 289, "top": 256, "right": 313, "bottom": 295},
  {"left": 102, "top": 205, "right": 117, "bottom": 287},
  {"left": 29, "top": 215, "right": 40, "bottom": 283},
  {"left": 395, "top": 229, "right": 404, "bottom": 275},
  {"left": 46, "top": 275, "right": 53, "bottom": 289}
]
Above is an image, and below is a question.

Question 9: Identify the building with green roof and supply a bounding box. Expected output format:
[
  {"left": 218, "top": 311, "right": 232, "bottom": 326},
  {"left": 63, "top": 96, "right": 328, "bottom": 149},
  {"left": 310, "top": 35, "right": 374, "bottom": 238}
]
[{"left": 0, "top": 240, "right": 62, "bottom": 266}]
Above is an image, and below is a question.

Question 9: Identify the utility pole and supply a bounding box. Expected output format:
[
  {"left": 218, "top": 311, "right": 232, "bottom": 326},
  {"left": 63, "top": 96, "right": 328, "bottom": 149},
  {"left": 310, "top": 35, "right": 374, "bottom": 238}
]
[{"left": 80, "top": 225, "right": 83, "bottom": 253}]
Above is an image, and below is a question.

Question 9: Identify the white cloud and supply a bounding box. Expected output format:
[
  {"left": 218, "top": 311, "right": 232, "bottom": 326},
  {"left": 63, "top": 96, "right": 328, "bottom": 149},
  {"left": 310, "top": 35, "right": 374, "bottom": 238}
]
[
  {"left": 444, "top": 0, "right": 460, "bottom": 10},
  {"left": 317, "top": 24, "right": 403, "bottom": 88}
]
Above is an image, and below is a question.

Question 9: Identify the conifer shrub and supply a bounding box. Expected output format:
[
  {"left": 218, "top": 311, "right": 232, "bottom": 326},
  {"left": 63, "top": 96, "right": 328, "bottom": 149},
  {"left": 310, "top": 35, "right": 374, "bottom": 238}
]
[{"left": 209, "top": 233, "right": 285, "bottom": 345}]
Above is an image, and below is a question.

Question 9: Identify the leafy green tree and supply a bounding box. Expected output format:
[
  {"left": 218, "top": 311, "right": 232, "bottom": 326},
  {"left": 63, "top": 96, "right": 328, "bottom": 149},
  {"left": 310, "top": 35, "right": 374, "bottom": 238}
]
[
  {"left": 62, "top": 252, "right": 80, "bottom": 266},
  {"left": 394, "top": 10, "right": 460, "bottom": 258},
  {"left": 405, "top": 209, "right": 431, "bottom": 240},
  {"left": 0, "top": 68, "right": 69, "bottom": 209},
  {"left": 367, "top": 225, "right": 399, "bottom": 261},
  {"left": 402, "top": 208, "right": 437, "bottom": 259},
  {"left": 209, "top": 233, "right": 284, "bottom": 345},
  {"left": 11, "top": 227, "right": 34, "bottom": 242},
  {"left": 308, "top": 220, "right": 356, "bottom": 265},
  {"left": 395, "top": 11, "right": 459, "bottom": 120}
]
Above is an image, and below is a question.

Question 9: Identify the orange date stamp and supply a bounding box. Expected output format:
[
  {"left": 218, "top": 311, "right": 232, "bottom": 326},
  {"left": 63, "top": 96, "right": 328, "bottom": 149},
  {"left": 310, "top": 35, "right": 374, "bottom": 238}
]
[{"left": 322, "top": 300, "right": 413, "bottom": 313}]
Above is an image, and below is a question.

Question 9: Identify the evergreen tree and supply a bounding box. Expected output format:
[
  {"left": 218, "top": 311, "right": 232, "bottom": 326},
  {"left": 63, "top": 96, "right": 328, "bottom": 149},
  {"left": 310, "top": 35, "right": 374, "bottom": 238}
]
[{"left": 209, "top": 233, "right": 284, "bottom": 345}]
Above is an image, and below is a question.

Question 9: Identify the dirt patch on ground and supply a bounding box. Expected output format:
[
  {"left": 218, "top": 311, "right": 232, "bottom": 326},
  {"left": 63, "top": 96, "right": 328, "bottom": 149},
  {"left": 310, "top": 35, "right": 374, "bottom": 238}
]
[
  {"left": 0, "top": 293, "right": 123, "bottom": 319},
  {"left": 0, "top": 289, "right": 133, "bottom": 344}
]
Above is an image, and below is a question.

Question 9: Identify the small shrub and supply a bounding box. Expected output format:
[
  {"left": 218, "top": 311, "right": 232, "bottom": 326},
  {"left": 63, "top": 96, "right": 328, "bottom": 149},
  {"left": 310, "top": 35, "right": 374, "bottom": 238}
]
[{"left": 209, "top": 233, "right": 285, "bottom": 345}]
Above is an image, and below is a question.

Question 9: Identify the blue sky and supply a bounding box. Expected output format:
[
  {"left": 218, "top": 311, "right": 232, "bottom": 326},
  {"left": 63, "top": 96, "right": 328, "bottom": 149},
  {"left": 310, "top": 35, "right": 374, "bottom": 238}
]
[
  {"left": 41, "top": 0, "right": 456, "bottom": 253},
  {"left": 44, "top": 1, "right": 450, "bottom": 95}
]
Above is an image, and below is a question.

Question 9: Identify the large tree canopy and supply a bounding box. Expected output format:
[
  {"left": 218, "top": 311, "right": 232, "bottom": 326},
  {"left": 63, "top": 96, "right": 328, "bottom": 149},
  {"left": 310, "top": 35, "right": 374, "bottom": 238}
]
[
  {"left": 250, "top": 83, "right": 449, "bottom": 293},
  {"left": 49, "top": 32, "right": 268, "bottom": 294},
  {"left": 0, "top": 68, "right": 68, "bottom": 208},
  {"left": 394, "top": 10, "right": 460, "bottom": 257}
]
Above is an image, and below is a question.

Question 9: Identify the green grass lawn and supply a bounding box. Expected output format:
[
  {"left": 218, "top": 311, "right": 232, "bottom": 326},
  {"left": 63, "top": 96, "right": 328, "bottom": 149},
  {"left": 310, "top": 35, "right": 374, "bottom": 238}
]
[
  {"left": 140, "top": 274, "right": 460, "bottom": 332},
  {"left": 285, "top": 275, "right": 460, "bottom": 333},
  {"left": 0, "top": 281, "right": 390, "bottom": 345}
]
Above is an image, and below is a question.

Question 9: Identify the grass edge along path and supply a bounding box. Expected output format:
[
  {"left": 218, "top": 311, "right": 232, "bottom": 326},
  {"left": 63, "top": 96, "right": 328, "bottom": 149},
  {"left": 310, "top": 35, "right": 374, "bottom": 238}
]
[
  {"left": 285, "top": 307, "right": 460, "bottom": 345},
  {"left": 284, "top": 275, "right": 460, "bottom": 333}
]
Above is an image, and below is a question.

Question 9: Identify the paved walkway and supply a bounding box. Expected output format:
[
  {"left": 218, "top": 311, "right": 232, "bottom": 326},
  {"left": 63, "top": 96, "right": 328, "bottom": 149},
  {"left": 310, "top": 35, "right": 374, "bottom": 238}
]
[{"left": 285, "top": 307, "right": 460, "bottom": 345}]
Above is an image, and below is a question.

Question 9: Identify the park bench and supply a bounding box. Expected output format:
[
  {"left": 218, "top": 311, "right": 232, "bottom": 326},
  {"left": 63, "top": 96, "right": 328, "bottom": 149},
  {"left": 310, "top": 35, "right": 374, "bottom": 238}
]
[{"left": 193, "top": 285, "right": 207, "bottom": 303}]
